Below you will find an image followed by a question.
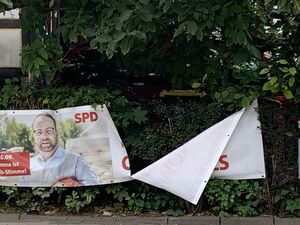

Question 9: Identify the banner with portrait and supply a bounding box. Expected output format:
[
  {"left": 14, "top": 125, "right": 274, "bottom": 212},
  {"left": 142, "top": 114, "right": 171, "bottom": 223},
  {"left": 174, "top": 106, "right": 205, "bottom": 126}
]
[{"left": 0, "top": 105, "right": 131, "bottom": 187}]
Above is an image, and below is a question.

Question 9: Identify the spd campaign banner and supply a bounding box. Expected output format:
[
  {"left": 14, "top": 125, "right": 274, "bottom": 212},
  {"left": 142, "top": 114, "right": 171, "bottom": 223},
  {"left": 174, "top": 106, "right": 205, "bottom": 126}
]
[
  {"left": 0, "top": 105, "right": 131, "bottom": 187},
  {"left": 132, "top": 100, "right": 266, "bottom": 204}
]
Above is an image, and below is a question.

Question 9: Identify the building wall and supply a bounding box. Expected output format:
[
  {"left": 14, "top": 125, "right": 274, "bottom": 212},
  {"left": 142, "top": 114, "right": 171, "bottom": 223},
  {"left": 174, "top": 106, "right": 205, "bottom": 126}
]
[{"left": 0, "top": 9, "right": 22, "bottom": 82}]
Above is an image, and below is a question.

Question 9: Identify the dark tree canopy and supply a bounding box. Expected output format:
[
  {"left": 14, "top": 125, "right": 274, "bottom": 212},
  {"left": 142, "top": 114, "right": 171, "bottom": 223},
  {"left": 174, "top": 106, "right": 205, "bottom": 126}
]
[{"left": 1, "top": 0, "right": 300, "bottom": 107}]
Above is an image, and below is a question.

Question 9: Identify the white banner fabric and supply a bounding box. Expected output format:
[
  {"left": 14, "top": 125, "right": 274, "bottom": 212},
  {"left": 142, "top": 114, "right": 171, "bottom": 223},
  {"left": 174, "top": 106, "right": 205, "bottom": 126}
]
[
  {"left": 132, "top": 100, "right": 266, "bottom": 204},
  {"left": 132, "top": 107, "right": 244, "bottom": 204},
  {"left": 0, "top": 9, "right": 19, "bottom": 19},
  {"left": 212, "top": 100, "right": 266, "bottom": 179}
]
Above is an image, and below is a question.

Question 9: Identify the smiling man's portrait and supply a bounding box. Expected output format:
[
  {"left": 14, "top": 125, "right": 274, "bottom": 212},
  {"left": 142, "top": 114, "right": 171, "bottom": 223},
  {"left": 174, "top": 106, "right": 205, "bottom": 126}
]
[{"left": 19, "top": 113, "right": 99, "bottom": 187}]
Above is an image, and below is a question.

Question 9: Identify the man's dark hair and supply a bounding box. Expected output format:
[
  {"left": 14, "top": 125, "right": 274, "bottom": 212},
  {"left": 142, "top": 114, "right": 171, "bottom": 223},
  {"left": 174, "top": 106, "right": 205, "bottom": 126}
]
[{"left": 32, "top": 113, "right": 57, "bottom": 130}]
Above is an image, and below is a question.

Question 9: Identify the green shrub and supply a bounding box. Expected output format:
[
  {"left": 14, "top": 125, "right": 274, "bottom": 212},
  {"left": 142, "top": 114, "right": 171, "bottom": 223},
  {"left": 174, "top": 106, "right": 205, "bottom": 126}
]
[
  {"left": 105, "top": 181, "right": 184, "bottom": 216},
  {"left": 65, "top": 188, "right": 100, "bottom": 213},
  {"left": 285, "top": 198, "right": 300, "bottom": 216},
  {"left": 204, "top": 180, "right": 264, "bottom": 216},
  {"left": 1, "top": 187, "right": 57, "bottom": 213},
  {"left": 259, "top": 100, "right": 300, "bottom": 215},
  {"left": 275, "top": 186, "right": 300, "bottom": 216},
  {"left": 0, "top": 79, "right": 148, "bottom": 131}
]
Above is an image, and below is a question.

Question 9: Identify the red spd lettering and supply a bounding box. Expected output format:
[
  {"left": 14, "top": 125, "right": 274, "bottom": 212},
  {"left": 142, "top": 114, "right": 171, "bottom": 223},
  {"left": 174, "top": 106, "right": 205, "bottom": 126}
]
[
  {"left": 74, "top": 112, "right": 98, "bottom": 123},
  {"left": 214, "top": 154, "right": 229, "bottom": 171},
  {"left": 122, "top": 156, "right": 130, "bottom": 170}
]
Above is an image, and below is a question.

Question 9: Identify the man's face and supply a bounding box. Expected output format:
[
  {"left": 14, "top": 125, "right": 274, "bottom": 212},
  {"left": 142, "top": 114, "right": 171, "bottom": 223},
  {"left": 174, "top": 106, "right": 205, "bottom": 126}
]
[{"left": 33, "top": 116, "right": 58, "bottom": 153}]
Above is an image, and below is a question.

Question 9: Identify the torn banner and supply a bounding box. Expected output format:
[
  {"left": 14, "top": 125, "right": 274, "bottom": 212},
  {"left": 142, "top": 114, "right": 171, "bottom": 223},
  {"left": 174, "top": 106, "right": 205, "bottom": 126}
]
[
  {"left": 0, "top": 105, "right": 131, "bottom": 187},
  {"left": 132, "top": 100, "right": 266, "bottom": 204}
]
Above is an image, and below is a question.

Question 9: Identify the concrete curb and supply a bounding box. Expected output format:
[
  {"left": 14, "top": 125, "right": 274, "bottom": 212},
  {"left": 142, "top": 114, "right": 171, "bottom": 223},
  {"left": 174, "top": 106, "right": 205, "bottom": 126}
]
[{"left": 0, "top": 213, "right": 298, "bottom": 225}]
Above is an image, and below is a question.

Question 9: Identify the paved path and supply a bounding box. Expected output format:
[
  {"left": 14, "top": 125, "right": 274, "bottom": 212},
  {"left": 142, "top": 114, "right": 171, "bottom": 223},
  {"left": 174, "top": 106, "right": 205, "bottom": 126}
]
[{"left": 0, "top": 213, "right": 299, "bottom": 225}]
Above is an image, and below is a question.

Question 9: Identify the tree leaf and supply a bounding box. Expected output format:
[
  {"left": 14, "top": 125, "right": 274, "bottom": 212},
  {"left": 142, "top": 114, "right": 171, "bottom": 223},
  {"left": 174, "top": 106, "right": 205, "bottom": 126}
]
[
  {"left": 145, "top": 23, "right": 156, "bottom": 32},
  {"left": 31, "top": 40, "right": 43, "bottom": 49},
  {"left": 34, "top": 58, "right": 45, "bottom": 70},
  {"left": 132, "top": 106, "right": 148, "bottom": 124},
  {"left": 283, "top": 90, "right": 293, "bottom": 99},
  {"left": 259, "top": 67, "right": 270, "bottom": 75},
  {"left": 288, "top": 67, "right": 296, "bottom": 75},
  {"left": 163, "top": 0, "right": 171, "bottom": 12},
  {"left": 279, "top": 67, "right": 289, "bottom": 73},
  {"left": 120, "top": 36, "right": 134, "bottom": 55},
  {"left": 237, "top": 31, "right": 247, "bottom": 45},
  {"left": 39, "top": 48, "right": 48, "bottom": 60},
  {"left": 234, "top": 93, "right": 244, "bottom": 99},
  {"left": 83, "top": 28, "right": 96, "bottom": 37},
  {"left": 49, "top": 0, "right": 55, "bottom": 8},
  {"left": 0, "top": 0, "right": 13, "bottom": 8},
  {"left": 277, "top": 59, "right": 288, "bottom": 64},
  {"left": 173, "top": 22, "right": 186, "bottom": 38},
  {"left": 69, "top": 29, "right": 77, "bottom": 42},
  {"left": 214, "top": 92, "right": 221, "bottom": 101},
  {"left": 139, "top": 5, "right": 152, "bottom": 22},
  {"left": 197, "top": 7, "right": 208, "bottom": 14},
  {"left": 247, "top": 44, "right": 261, "bottom": 58},
  {"left": 97, "top": 35, "right": 112, "bottom": 43},
  {"left": 195, "top": 29, "right": 203, "bottom": 41},
  {"left": 90, "top": 38, "right": 98, "bottom": 48},
  {"left": 106, "top": 42, "right": 116, "bottom": 59},
  {"left": 35, "top": 57, "right": 45, "bottom": 67},
  {"left": 192, "top": 82, "right": 201, "bottom": 89},
  {"left": 262, "top": 81, "right": 272, "bottom": 90},
  {"left": 113, "top": 31, "right": 126, "bottom": 42},
  {"left": 187, "top": 21, "right": 198, "bottom": 35},
  {"left": 221, "top": 90, "right": 229, "bottom": 99},
  {"left": 241, "top": 97, "right": 250, "bottom": 108},
  {"left": 119, "top": 10, "right": 133, "bottom": 23},
  {"left": 130, "top": 30, "right": 147, "bottom": 40},
  {"left": 288, "top": 77, "right": 295, "bottom": 87},
  {"left": 270, "top": 76, "right": 278, "bottom": 85}
]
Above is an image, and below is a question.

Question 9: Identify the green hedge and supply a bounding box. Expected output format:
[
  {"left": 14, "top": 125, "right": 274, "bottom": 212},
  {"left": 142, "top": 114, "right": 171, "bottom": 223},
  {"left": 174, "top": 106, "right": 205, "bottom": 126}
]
[
  {"left": 259, "top": 100, "right": 300, "bottom": 216},
  {"left": 128, "top": 98, "right": 229, "bottom": 169}
]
